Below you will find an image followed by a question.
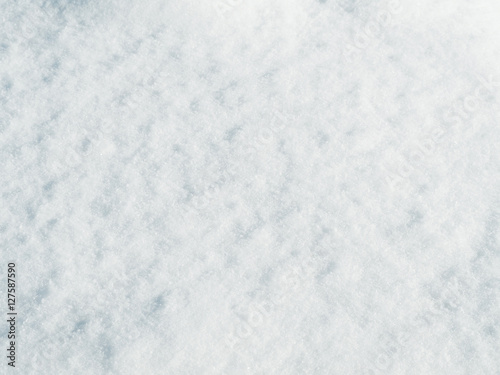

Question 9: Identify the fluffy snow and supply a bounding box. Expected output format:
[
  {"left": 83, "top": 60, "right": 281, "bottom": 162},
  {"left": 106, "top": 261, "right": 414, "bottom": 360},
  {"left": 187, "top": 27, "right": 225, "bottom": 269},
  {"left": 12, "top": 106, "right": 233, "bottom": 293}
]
[{"left": 1, "top": 0, "right": 499, "bottom": 374}]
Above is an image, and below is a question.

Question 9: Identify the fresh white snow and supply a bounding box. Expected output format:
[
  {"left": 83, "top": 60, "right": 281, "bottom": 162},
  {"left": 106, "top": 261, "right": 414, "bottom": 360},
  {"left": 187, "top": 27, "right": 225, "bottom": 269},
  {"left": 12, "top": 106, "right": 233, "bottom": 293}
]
[{"left": 1, "top": 0, "right": 500, "bottom": 374}]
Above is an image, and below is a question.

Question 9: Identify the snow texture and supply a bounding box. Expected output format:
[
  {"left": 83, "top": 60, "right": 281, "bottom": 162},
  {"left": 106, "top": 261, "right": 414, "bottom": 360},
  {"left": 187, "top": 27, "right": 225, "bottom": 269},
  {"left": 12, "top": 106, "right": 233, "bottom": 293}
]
[{"left": 1, "top": 0, "right": 500, "bottom": 374}]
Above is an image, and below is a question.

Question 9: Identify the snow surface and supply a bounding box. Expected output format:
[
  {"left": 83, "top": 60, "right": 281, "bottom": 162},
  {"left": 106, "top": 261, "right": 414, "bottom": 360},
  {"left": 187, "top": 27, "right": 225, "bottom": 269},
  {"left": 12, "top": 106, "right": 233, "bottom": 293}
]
[{"left": 1, "top": 0, "right": 500, "bottom": 374}]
